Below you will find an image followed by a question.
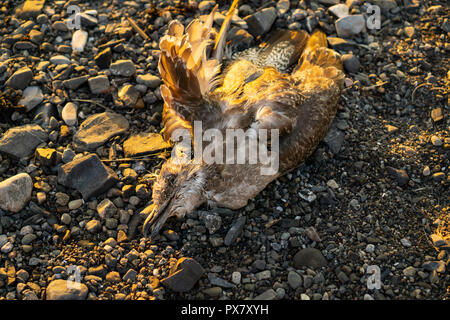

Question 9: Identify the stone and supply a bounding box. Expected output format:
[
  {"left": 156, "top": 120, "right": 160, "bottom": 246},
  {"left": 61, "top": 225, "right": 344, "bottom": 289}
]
[
  {"left": 16, "top": 0, "right": 45, "bottom": 18},
  {"left": 198, "top": 1, "right": 215, "bottom": 12},
  {"left": 88, "top": 75, "right": 110, "bottom": 94},
  {"left": 0, "top": 173, "right": 33, "bottom": 213},
  {"left": 335, "top": 15, "right": 365, "bottom": 38},
  {"left": 386, "top": 166, "right": 409, "bottom": 186},
  {"left": 118, "top": 85, "right": 140, "bottom": 107},
  {"left": 161, "top": 257, "right": 205, "bottom": 292},
  {"left": 46, "top": 279, "right": 88, "bottom": 300},
  {"left": 110, "top": 60, "right": 136, "bottom": 77},
  {"left": 123, "top": 269, "right": 137, "bottom": 282},
  {"left": 6, "top": 67, "right": 33, "bottom": 90},
  {"left": 430, "top": 234, "right": 446, "bottom": 247},
  {"left": 422, "top": 261, "right": 446, "bottom": 273},
  {"left": 342, "top": 53, "right": 360, "bottom": 73},
  {"left": 287, "top": 271, "right": 303, "bottom": 289},
  {"left": 19, "top": 86, "right": 44, "bottom": 112},
  {"left": 94, "top": 48, "right": 113, "bottom": 69},
  {"left": 327, "top": 37, "right": 357, "bottom": 51},
  {"left": 403, "top": 266, "right": 416, "bottom": 277},
  {"left": 324, "top": 126, "right": 345, "bottom": 154},
  {"left": 231, "top": 271, "right": 241, "bottom": 285},
  {"left": 55, "top": 192, "right": 70, "bottom": 206},
  {"left": 227, "top": 27, "right": 254, "bottom": 51},
  {"left": 430, "top": 108, "right": 443, "bottom": 122},
  {"left": 404, "top": 26, "right": 415, "bottom": 38},
  {"left": 73, "top": 112, "right": 129, "bottom": 151},
  {"left": 253, "top": 289, "right": 277, "bottom": 300},
  {"left": 123, "top": 132, "right": 170, "bottom": 157},
  {"left": 371, "top": 0, "right": 397, "bottom": 12},
  {"left": 329, "top": 4, "right": 349, "bottom": 18},
  {"left": 71, "top": 30, "right": 88, "bottom": 52},
  {"left": 203, "top": 287, "right": 222, "bottom": 297},
  {"left": 50, "top": 55, "right": 71, "bottom": 65},
  {"left": 198, "top": 212, "right": 222, "bottom": 234},
  {"left": 136, "top": 74, "right": 161, "bottom": 89},
  {"left": 62, "top": 102, "right": 78, "bottom": 126},
  {"left": 224, "top": 216, "right": 246, "bottom": 246},
  {"left": 63, "top": 76, "right": 89, "bottom": 90},
  {"left": 106, "top": 271, "right": 121, "bottom": 283},
  {"left": 207, "top": 273, "right": 235, "bottom": 288},
  {"left": 293, "top": 248, "right": 328, "bottom": 269},
  {"left": 97, "top": 199, "right": 117, "bottom": 220},
  {"left": 86, "top": 219, "right": 101, "bottom": 233},
  {"left": 74, "top": 12, "right": 98, "bottom": 29},
  {"left": 276, "top": 0, "right": 290, "bottom": 15},
  {"left": 58, "top": 154, "right": 119, "bottom": 200},
  {"left": 0, "top": 124, "right": 48, "bottom": 158},
  {"left": 244, "top": 7, "right": 277, "bottom": 37}
]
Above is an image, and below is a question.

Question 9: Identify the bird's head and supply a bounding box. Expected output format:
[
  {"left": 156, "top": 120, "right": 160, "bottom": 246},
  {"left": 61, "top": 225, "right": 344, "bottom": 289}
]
[{"left": 142, "top": 155, "right": 208, "bottom": 239}]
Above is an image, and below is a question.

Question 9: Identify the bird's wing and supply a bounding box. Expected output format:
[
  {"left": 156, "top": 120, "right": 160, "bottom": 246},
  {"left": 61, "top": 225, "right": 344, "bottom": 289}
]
[{"left": 158, "top": 1, "right": 240, "bottom": 143}]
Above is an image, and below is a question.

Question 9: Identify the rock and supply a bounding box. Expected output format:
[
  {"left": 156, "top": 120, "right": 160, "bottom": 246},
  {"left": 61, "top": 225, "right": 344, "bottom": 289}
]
[
  {"left": 431, "top": 135, "right": 443, "bottom": 146},
  {"left": 327, "top": 37, "right": 357, "bottom": 51},
  {"left": 88, "top": 75, "right": 110, "bottom": 94},
  {"left": 324, "top": 126, "right": 345, "bottom": 154},
  {"left": 62, "top": 102, "right": 78, "bottom": 126},
  {"left": 304, "top": 226, "right": 321, "bottom": 242},
  {"left": 0, "top": 173, "right": 33, "bottom": 213},
  {"left": 227, "top": 27, "right": 254, "bottom": 51},
  {"left": 293, "top": 248, "right": 328, "bottom": 269},
  {"left": 0, "top": 124, "right": 48, "bottom": 158},
  {"left": 276, "top": 0, "right": 290, "bottom": 15},
  {"left": 224, "top": 216, "right": 246, "bottom": 246},
  {"left": 94, "top": 48, "right": 113, "bottom": 69},
  {"left": 118, "top": 84, "right": 140, "bottom": 108},
  {"left": 198, "top": 1, "right": 216, "bottom": 12},
  {"left": 287, "top": 271, "right": 303, "bottom": 289},
  {"left": 430, "top": 108, "right": 443, "bottom": 122},
  {"left": 335, "top": 15, "right": 365, "bottom": 38},
  {"left": 5, "top": 67, "right": 33, "bottom": 90},
  {"left": 55, "top": 192, "right": 70, "bottom": 206},
  {"left": 231, "top": 271, "right": 241, "bottom": 285},
  {"left": 73, "top": 112, "right": 129, "bottom": 151},
  {"left": 198, "top": 212, "right": 222, "bottom": 234},
  {"left": 371, "top": 0, "right": 397, "bottom": 12},
  {"left": 161, "top": 257, "right": 205, "bottom": 292},
  {"left": 244, "top": 7, "right": 277, "bottom": 37},
  {"left": 400, "top": 238, "right": 412, "bottom": 247},
  {"left": 136, "top": 74, "right": 161, "bottom": 89},
  {"left": 430, "top": 234, "right": 446, "bottom": 247},
  {"left": 63, "top": 76, "right": 89, "bottom": 90},
  {"left": 123, "top": 132, "right": 170, "bottom": 157},
  {"left": 106, "top": 271, "right": 121, "bottom": 283},
  {"left": 253, "top": 289, "right": 277, "bottom": 300},
  {"left": 403, "top": 266, "right": 416, "bottom": 277},
  {"left": 110, "top": 60, "right": 136, "bottom": 77},
  {"left": 58, "top": 154, "right": 119, "bottom": 200},
  {"left": 16, "top": 0, "right": 45, "bottom": 18},
  {"left": 19, "top": 86, "right": 44, "bottom": 112},
  {"left": 123, "top": 269, "right": 137, "bottom": 282},
  {"left": 329, "top": 4, "right": 349, "bottom": 18},
  {"left": 46, "top": 279, "right": 88, "bottom": 300},
  {"left": 207, "top": 273, "right": 235, "bottom": 288},
  {"left": 404, "top": 26, "right": 415, "bottom": 38},
  {"left": 86, "top": 219, "right": 101, "bottom": 233},
  {"left": 71, "top": 30, "right": 88, "bottom": 52},
  {"left": 386, "top": 166, "right": 409, "bottom": 186},
  {"left": 50, "top": 55, "right": 71, "bottom": 65},
  {"left": 97, "top": 199, "right": 117, "bottom": 220},
  {"left": 342, "top": 53, "right": 360, "bottom": 73}
]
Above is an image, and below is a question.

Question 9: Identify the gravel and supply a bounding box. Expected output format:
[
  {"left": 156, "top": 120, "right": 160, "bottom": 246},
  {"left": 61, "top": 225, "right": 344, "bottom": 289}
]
[{"left": 0, "top": 0, "right": 447, "bottom": 301}]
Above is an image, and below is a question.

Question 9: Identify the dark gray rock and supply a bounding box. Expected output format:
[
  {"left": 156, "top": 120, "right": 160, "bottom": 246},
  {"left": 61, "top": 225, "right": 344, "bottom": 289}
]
[
  {"left": 63, "top": 75, "right": 89, "bottom": 90},
  {"left": 88, "top": 75, "right": 110, "bottom": 94},
  {"left": 161, "top": 257, "right": 204, "bottom": 292},
  {"left": 342, "top": 53, "right": 360, "bottom": 73},
  {"left": 224, "top": 216, "right": 246, "bottom": 246},
  {"left": 207, "top": 273, "right": 235, "bottom": 288},
  {"left": 324, "top": 126, "right": 345, "bottom": 154},
  {"left": 73, "top": 112, "right": 129, "bottom": 151},
  {"left": 386, "top": 166, "right": 409, "bottom": 186},
  {"left": 0, "top": 124, "right": 48, "bottom": 158},
  {"left": 15, "top": 0, "right": 45, "bottom": 19},
  {"left": 94, "top": 48, "right": 113, "bottom": 69},
  {"left": 293, "top": 248, "right": 328, "bottom": 269},
  {"left": 58, "top": 154, "right": 119, "bottom": 200},
  {"left": 5, "top": 67, "right": 33, "bottom": 89},
  {"left": 110, "top": 60, "right": 136, "bottom": 77},
  {"left": 244, "top": 7, "right": 276, "bottom": 37}
]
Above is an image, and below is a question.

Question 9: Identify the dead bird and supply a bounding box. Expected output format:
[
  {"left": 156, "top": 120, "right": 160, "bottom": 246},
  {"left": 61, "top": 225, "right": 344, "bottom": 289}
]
[{"left": 141, "top": 0, "right": 344, "bottom": 239}]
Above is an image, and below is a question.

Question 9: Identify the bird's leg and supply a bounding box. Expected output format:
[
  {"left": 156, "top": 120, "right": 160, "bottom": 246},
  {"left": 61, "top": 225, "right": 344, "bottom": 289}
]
[
  {"left": 212, "top": 0, "right": 240, "bottom": 62},
  {"left": 141, "top": 198, "right": 172, "bottom": 239}
]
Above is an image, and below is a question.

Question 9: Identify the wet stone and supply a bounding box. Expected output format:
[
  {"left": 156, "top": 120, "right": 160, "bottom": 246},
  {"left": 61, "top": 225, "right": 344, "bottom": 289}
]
[
  {"left": 293, "top": 248, "right": 328, "bottom": 269},
  {"left": 0, "top": 124, "right": 48, "bottom": 159}
]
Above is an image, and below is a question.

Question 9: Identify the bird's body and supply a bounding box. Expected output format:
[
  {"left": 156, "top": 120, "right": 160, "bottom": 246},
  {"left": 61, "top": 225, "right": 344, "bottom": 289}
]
[{"left": 142, "top": 1, "right": 344, "bottom": 238}]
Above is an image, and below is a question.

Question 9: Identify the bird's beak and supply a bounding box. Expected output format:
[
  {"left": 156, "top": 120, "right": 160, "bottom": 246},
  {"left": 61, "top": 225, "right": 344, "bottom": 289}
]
[{"left": 141, "top": 197, "right": 172, "bottom": 240}]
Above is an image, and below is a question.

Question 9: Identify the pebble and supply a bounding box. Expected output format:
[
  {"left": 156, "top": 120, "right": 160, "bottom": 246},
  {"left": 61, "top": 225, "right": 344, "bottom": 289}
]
[
  {"left": 231, "top": 271, "right": 241, "bottom": 285},
  {"left": 224, "top": 216, "right": 246, "bottom": 246},
  {"left": 46, "top": 279, "right": 88, "bottom": 300},
  {"left": 61, "top": 102, "right": 78, "bottom": 126},
  {"left": 244, "top": 7, "right": 276, "bottom": 37},
  {"left": 293, "top": 248, "right": 328, "bottom": 269},
  {"left": 161, "top": 258, "right": 204, "bottom": 293},
  {"left": 335, "top": 15, "right": 365, "bottom": 38},
  {"left": 19, "top": 86, "right": 44, "bottom": 112},
  {"left": 287, "top": 271, "right": 303, "bottom": 289},
  {"left": 88, "top": 75, "right": 110, "bottom": 94},
  {"left": 0, "top": 173, "right": 33, "bottom": 213},
  {"left": 50, "top": 55, "right": 71, "bottom": 65},
  {"left": 72, "top": 30, "right": 88, "bottom": 52},
  {"left": 136, "top": 74, "right": 161, "bottom": 89},
  {"left": 110, "top": 60, "right": 136, "bottom": 77},
  {"left": 86, "top": 220, "right": 101, "bottom": 233}
]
